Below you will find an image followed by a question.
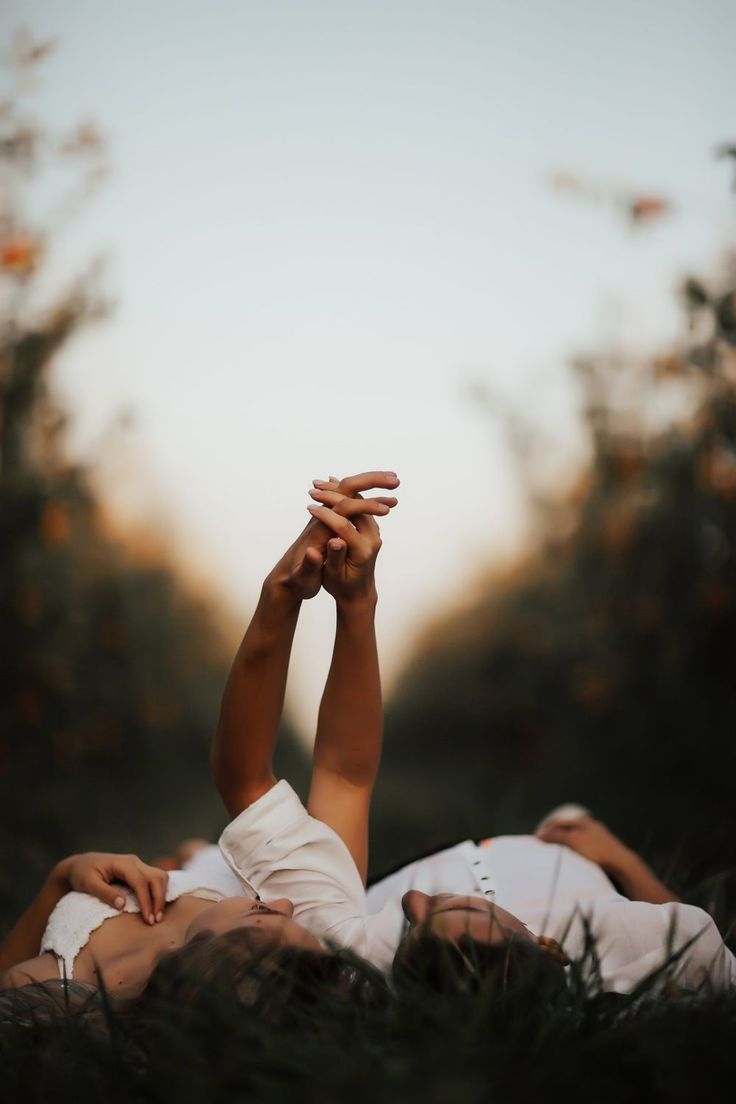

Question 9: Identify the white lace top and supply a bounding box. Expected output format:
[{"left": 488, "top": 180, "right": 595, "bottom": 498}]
[{"left": 41, "top": 846, "right": 250, "bottom": 979}]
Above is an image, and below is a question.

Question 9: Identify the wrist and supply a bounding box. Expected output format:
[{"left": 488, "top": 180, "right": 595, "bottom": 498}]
[
  {"left": 336, "top": 590, "right": 378, "bottom": 617},
  {"left": 261, "top": 574, "right": 303, "bottom": 615},
  {"left": 51, "top": 855, "right": 75, "bottom": 889}
]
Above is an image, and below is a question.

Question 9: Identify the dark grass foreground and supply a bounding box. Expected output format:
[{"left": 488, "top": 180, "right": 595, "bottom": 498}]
[{"left": 3, "top": 954, "right": 736, "bottom": 1104}]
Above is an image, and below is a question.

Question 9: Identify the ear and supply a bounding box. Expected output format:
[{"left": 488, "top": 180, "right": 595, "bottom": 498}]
[{"left": 536, "top": 935, "right": 570, "bottom": 966}]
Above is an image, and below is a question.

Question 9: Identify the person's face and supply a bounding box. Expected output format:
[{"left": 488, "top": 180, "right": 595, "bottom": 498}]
[
  {"left": 185, "top": 897, "right": 323, "bottom": 952},
  {"left": 401, "top": 891, "right": 567, "bottom": 963}
]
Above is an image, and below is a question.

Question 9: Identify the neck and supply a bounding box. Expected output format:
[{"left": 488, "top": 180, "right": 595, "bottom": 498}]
[{"left": 72, "top": 894, "right": 215, "bottom": 997}]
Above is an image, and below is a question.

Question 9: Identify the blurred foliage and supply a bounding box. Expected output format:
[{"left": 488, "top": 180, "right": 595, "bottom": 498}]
[
  {"left": 0, "top": 34, "right": 307, "bottom": 926},
  {"left": 550, "top": 167, "right": 672, "bottom": 227},
  {"left": 376, "top": 205, "right": 736, "bottom": 916}
]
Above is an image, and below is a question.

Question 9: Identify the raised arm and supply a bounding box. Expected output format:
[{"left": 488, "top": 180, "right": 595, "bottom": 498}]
[
  {"left": 536, "top": 815, "right": 681, "bottom": 904},
  {"left": 306, "top": 473, "right": 399, "bottom": 882},
  {"left": 211, "top": 474, "right": 398, "bottom": 819},
  {"left": 210, "top": 525, "right": 323, "bottom": 817}
]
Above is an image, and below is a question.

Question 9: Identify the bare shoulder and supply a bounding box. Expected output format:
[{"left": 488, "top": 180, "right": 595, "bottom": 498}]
[{"left": 1, "top": 952, "right": 60, "bottom": 988}]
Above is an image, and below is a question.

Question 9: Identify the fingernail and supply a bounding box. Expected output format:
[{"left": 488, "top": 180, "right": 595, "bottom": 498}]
[
  {"left": 313, "top": 479, "right": 327, "bottom": 486},
  {"left": 114, "top": 896, "right": 125, "bottom": 910},
  {"left": 148, "top": 915, "right": 155, "bottom": 925},
  {"left": 156, "top": 911, "right": 163, "bottom": 923},
  {"left": 306, "top": 505, "right": 318, "bottom": 512}
]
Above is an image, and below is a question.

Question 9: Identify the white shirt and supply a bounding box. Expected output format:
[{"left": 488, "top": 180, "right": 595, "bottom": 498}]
[{"left": 219, "top": 780, "right": 736, "bottom": 992}]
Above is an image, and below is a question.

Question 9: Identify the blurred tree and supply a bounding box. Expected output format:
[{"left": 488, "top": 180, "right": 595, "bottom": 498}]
[
  {"left": 376, "top": 172, "right": 736, "bottom": 922},
  {"left": 0, "top": 33, "right": 308, "bottom": 925}
]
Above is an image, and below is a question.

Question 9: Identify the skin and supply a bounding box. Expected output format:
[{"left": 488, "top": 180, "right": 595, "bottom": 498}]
[
  {"left": 535, "top": 815, "right": 680, "bottom": 904},
  {"left": 3, "top": 471, "right": 395, "bottom": 993},
  {"left": 3, "top": 895, "right": 322, "bottom": 997},
  {"left": 211, "top": 470, "right": 399, "bottom": 882},
  {"left": 0, "top": 852, "right": 170, "bottom": 979},
  {"left": 401, "top": 891, "right": 569, "bottom": 965},
  {"left": 400, "top": 814, "right": 681, "bottom": 963}
]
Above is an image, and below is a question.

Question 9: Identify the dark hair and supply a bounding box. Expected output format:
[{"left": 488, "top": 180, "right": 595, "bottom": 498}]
[
  {"left": 0, "top": 980, "right": 101, "bottom": 1027},
  {"left": 135, "top": 928, "right": 389, "bottom": 1027},
  {"left": 393, "top": 931, "right": 567, "bottom": 1000}
]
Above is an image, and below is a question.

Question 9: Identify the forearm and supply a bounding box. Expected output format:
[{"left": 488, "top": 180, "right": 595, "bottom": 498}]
[
  {"left": 607, "top": 849, "right": 681, "bottom": 905},
  {"left": 0, "top": 859, "right": 71, "bottom": 973},
  {"left": 211, "top": 580, "right": 301, "bottom": 816},
  {"left": 313, "top": 594, "right": 382, "bottom": 787}
]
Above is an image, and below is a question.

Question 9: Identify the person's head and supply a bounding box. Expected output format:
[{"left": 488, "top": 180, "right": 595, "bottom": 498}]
[
  {"left": 393, "top": 891, "right": 568, "bottom": 998},
  {"left": 138, "top": 900, "right": 389, "bottom": 1027},
  {"left": 184, "top": 896, "right": 323, "bottom": 954}
]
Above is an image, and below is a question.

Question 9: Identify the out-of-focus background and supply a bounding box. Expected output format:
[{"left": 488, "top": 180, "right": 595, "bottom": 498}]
[{"left": 1, "top": 1, "right": 735, "bottom": 925}]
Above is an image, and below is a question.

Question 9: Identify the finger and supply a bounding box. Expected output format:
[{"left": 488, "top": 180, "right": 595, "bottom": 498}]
[
  {"left": 88, "top": 873, "right": 127, "bottom": 911},
  {"left": 292, "top": 550, "right": 323, "bottom": 593},
  {"left": 538, "top": 936, "right": 570, "bottom": 965},
  {"left": 113, "top": 862, "right": 154, "bottom": 924},
  {"left": 305, "top": 505, "right": 371, "bottom": 558},
  {"left": 330, "top": 494, "right": 390, "bottom": 539},
  {"left": 297, "top": 546, "right": 324, "bottom": 576},
  {"left": 308, "top": 497, "right": 385, "bottom": 553},
  {"left": 309, "top": 489, "right": 397, "bottom": 511},
  {"left": 344, "top": 508, "right": 380, "bottom": 542},
  {"left": 314, "top": 471, "right": 399, "bottom": 495},
  {"left": 538, "top": 816, "right": 587, "bottom": 836},
  {"left": 325, "top": 538, "right": 348, "bottom": 575},
  {"left": 308, "top": 492, "right": 391, "bottom": 543},
  {"left": 147, "top": 867, "right": 168, "bottom": 922},
  {"left": 311, "top": 492, "right": 392, "bottom": 519},
  {"left": 339, "top": 471, "right": 400, "bottom": 495},
  {"left": 536, "top": 824, "right": 578, "bottom": 844}
]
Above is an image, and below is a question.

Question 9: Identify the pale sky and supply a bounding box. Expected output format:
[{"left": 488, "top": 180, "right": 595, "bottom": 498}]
[{"left": 2, "top": 1, "right": 734, "bottom": 741}]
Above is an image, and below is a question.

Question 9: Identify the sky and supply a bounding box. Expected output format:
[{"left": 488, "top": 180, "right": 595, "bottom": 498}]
[{"left": 2, "top": 0, "right": 735, "bottom": 741}]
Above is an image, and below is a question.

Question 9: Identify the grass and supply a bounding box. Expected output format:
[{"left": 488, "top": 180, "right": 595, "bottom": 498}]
[{"left": 2, "top": 945, "right": 736, "bottom": 1104}]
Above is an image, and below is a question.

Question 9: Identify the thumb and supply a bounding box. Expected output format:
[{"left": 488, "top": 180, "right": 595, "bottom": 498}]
[
  {"left": 325, "top": 539, "right": 347, "bottom": 574},
  {"left": 294, "top": 548, "right": 323, "bottom": 580}
]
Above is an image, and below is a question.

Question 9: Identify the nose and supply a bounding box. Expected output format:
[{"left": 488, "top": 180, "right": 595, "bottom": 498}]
[
  {"left": 401, "top": 890, "right": 432, "bottom": 924},
  {"left": 262, "top": 898, "right": 294, "bottom": 918}
]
